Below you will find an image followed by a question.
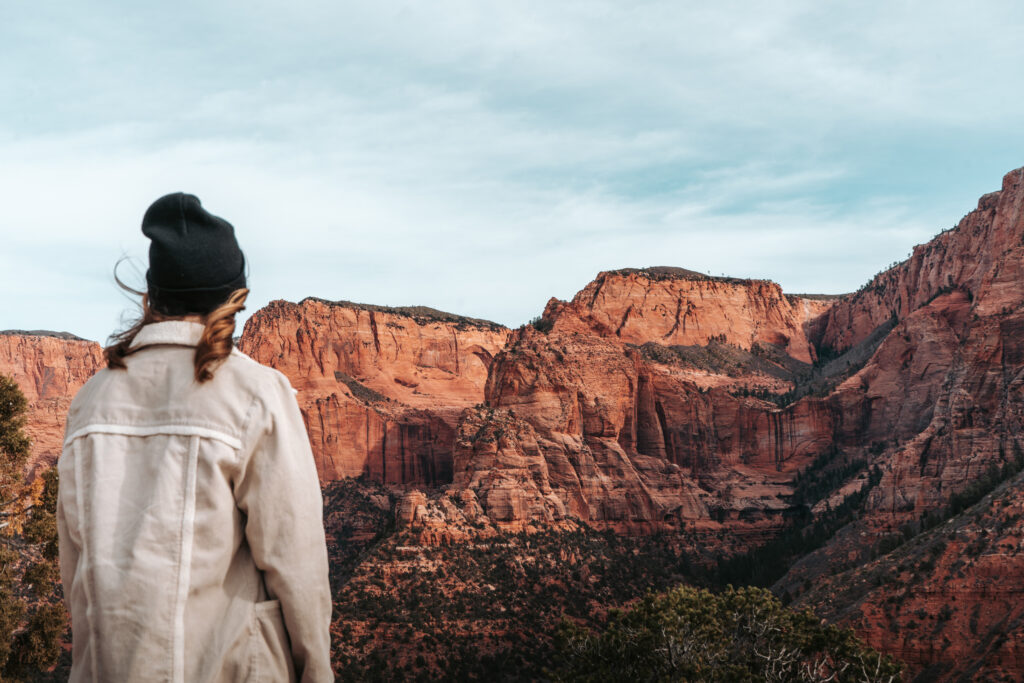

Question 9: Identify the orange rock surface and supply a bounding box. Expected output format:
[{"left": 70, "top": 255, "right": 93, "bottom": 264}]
[
  {"left": 543, "top": 267, "right": 834, "bottom": 363},
  {"left": 0, "top": 332, "right": 104, "bottom": 473},
  {"left": 238, "top": 298, "right": 509, "bottom": 485},
  {"left": 441, "top": 325, "right": 838, "bottom": 539}
]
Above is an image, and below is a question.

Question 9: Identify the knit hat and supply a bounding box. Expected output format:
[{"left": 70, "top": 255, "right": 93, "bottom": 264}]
[{"left": 142, "top": 193, "right": 247, "bottom": 315}]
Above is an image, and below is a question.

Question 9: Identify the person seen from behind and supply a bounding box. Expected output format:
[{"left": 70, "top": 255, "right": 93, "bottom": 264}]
[{"left": 57, "top": 193, "right": 333, "bottom": 682}]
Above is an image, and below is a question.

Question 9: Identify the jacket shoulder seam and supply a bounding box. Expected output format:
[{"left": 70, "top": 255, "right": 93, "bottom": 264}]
[{"left": 63, "top": 423, "right": 242, "bottom": 450}]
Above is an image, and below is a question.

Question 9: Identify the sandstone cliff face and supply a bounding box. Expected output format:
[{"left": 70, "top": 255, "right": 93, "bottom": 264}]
[
  {"left": 780, "top": 169, "right": 1024, "bottom": 540},
  {"left": 238, "top": 298, "right": 509, "bottom": 486},
  {"left": 443, "top": 326, "right": 838, "bottom": 538},
  {"left": 815, "top": 169, "right": 1024, "bottom": 354},
  {"left": 543, "top": 267, "right": 834, "bottom": 363},
  {"left": 0, "top": 332, "right": 104, "bottom": 472}
]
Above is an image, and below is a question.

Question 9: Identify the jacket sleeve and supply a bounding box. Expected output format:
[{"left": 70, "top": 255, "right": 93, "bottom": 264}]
[{"left": 234, "top": 374, "right": 333, "bottom": 683}]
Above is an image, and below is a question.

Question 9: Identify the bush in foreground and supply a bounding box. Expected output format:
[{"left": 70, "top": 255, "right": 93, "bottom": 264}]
[{"left": 550, "top": 585, "right": 901, "bottom": 682}]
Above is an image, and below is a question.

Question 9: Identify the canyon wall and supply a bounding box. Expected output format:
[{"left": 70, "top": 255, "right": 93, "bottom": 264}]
[
  {"left": 815, "top": 169, "right": 1024, "bottom": 354},
  {"left": 543, "top": 267, "right": 834, "bottom": 363},
  {"left": 238, "top": 298, "right": 509, "bottom": 486},
  {"left": 0, "top": 332, "right": 104, "bottom": 473}
]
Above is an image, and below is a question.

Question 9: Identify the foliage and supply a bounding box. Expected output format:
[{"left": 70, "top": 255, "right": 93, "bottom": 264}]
[
  {"left": 0, "top": 374, "right": 65, "bottom": 681},
  {"left": 0, "top": 375, "right": 31, "bottom": 507},
  {"left": 638, "top": 338, "right": 807, "bottom": 382},
  {"left": 299, "top": 297, "right": 507, "bottom": 332},
  {"left": 329, "top": 523, "right": 704, "bottom": 681},
  {"left": 549, "top": 585, "right": 902, "bottom": 682},
  {"left": 529, "top": 316, "right": 554, "bottom": 334},
  {"left": 333, "top": 371, "right": 389, "bottom": 404},
  {"left": 607, "top": 266, "right": 754, "bottom": 287}
]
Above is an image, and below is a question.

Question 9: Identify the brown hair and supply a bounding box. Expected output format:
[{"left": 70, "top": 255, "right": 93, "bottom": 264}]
[{"left": 105, "top": 288, "right": 249, "bottom": 383}]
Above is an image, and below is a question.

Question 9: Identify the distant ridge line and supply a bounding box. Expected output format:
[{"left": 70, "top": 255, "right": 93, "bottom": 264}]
[
  {"left": 297, "top": 297, "right": 508, "bottom": 331},
  {"left": 0, "top": 329, "right": 88, "bottom": 341}
]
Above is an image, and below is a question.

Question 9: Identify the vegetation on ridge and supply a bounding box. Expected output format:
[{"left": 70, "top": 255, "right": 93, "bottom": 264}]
[
  {"left": 299, "top": 297, "right": 507, "bottom": 332},
  {"left": 606, "top": 265, "right": 760, "bottom": 286}
]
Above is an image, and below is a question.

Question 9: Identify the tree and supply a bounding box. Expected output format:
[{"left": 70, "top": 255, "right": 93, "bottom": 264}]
[
  {"left": 549, "top": 585, "right": 902, "bottom": 682},
  {"left": 0, "top": 374, "right": 65, "bottom": 680}
]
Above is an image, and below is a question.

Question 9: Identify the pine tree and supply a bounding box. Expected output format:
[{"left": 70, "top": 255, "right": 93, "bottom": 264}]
[{"left": 0, "top": 374, "right": 65, "bottom": 680}]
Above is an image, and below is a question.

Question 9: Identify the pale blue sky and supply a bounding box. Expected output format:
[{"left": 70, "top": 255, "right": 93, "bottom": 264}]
[{"left": 2, "top": 1, "right": 1023, "bottom": 342}]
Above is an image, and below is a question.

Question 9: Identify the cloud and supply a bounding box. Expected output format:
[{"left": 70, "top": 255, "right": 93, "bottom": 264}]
[{"left": 1, "top": 1, "right": 1022, "bottom": 341}]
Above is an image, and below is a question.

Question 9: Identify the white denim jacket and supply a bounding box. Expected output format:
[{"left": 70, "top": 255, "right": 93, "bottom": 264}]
[{"left": 57, "top": 321, "right": 333, "bottom": 682}]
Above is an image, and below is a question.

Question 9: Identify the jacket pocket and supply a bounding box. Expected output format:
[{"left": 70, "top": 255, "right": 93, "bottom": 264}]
[{"left": 250, "top": 599, "right": 297, "bottom": 683}]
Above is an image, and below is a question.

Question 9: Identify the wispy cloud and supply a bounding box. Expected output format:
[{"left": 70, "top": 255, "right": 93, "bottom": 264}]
[{"left": 1, "top": 1, "right": 1022, "bottom": 341}]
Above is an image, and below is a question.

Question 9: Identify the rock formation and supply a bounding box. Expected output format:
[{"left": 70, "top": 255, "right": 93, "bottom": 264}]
[
  {"left": 238, "top": 298, "right": 509, "bottom": 486},
  {"left": 454, "top": 327, "right": 834, "bottom": 538},
  {"left": 542, "top": 267, "right": 834, "bottom": 363},
  {"left": 795, "top": 470, "right": 1024, "bottom": 680},
  {"left": 0, "top": 331, "right": 104, "bottom": 473},
  {"left": 439, "top": 168, "right": 1024, "bottom": 541}
]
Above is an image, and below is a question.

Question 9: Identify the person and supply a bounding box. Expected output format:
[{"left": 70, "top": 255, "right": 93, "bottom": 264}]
[{"left": 57, "top": 193, "right": 333, "bottom": 682}]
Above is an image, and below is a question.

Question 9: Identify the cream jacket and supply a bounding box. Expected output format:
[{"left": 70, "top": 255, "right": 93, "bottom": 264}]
[{"left": 57, "top": 321, "right": 333, "bottom": 682}]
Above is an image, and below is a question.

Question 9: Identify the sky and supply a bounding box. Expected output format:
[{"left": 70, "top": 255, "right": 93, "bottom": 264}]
[{"left": 2, "top": 1, "right": 1024, "bottom": 343}]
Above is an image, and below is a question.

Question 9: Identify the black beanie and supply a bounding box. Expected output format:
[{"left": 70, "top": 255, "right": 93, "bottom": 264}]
[{"left": 142, "top": 193, "right": 247, "bottom": 316}]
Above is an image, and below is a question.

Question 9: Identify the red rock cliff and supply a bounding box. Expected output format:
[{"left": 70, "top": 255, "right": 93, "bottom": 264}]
[
  {"left": 238, "top": 298, "right": 509, "bottom": 486},
  {"left": 0, "top": 332, "right": 104, "bottom": 473},
  {"left": 443, "top": 323, "right": 836, "bottom": 541},
  {"left": 543, "top": 267, "right": 834, "bottom": 363},
  {"left": 815, "top": 169, "right": 1024, "bottom": 354}
]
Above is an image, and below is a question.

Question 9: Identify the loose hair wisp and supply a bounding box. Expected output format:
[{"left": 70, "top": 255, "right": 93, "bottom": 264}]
[
  {"left": 105, "top": 287, "right": 249, "bottom": 383},
  {"left": 193, "top": 289, "right": 248, "bottom": 382}
]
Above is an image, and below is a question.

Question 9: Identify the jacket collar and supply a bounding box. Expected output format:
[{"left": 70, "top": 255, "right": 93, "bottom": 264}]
[{"left": 129, "top": 321, "right": 206, "bottom": 350}]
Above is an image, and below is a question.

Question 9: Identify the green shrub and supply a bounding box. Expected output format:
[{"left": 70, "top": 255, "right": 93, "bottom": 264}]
[{"left": 549, "top": 585, "right": 901, "bottom": 682}]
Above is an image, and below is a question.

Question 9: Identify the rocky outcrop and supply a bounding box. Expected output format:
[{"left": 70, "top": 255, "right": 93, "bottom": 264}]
[
  {"left": 542, "top": 267, "right": 835, "bottom": 363},
  {"left": 758, "top": 168, "right": 1024, "bottom": 680},
  {"left": 238, "top": 298, "right": 509, "bottom": 486},
  {"left": 0, "top": 332, "right": 104, "bottom": 473},
  {"left": 795, "top": 470, "right": 1024, "bottom": 680},
  {"left": 443, "top": 326, "right": 838, "bottom": 538},
  {"left": 814, "top": 169, "right": 1024, "bottom": 354}
]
